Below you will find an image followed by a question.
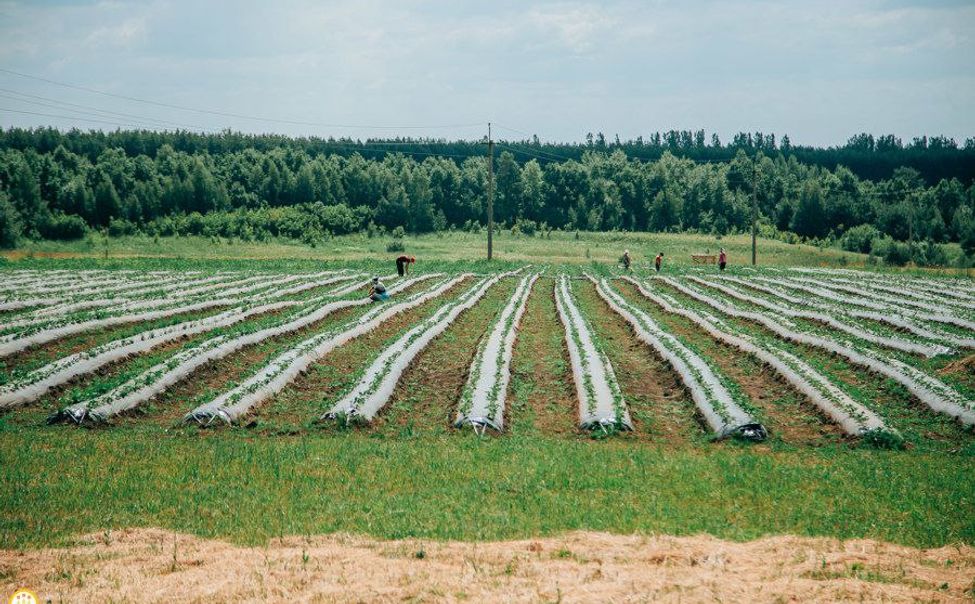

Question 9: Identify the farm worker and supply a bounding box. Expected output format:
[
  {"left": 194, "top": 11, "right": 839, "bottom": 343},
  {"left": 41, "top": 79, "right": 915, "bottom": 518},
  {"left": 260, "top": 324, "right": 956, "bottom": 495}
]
[
  {"left": 654, "top": 252, "right": 664, "bottom": 272},
  {"left": 369, "top": 277, "right": 389, "bottom": 302},
  {"left": 719, "top": 248, "right": 727, "bottom": 271},
  {"left": 396, "top": 255, "right": 415, "bottom": 277},
  {"left": 621, "top": 250, "right": 631, "bottom": 271}
]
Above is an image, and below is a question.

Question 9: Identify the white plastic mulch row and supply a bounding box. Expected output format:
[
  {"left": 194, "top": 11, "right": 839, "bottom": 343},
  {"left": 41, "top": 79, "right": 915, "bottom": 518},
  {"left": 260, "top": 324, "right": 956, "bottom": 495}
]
[
  {"left": 594, "top": 276, "right": 761, "bottom": 440},
  {"left": 0, "top": 273, "right": 269, "bottom": 331},
  {"left": 454, "top": 273, "right": 538, "bottom": 432},
  {"left": 0, "top": 299, "right": 303, "bottom": 410},
  {"left": 3, "top": 274, "right": 148, "bottom": 297},
  {"left": 622, "top": 277, "right": 889, "bottom": 437},
  {"left": 792, "top": 267, "right": 975, "bottom": 306},
  {"left": 325, "top": 270, "right": 521, "bottom": 423},
  {"left": 826, "top": 275, "right": 975, "bottom": 313},
  {"left": 0, "top": 272, "right": 287, "bottom": 336},
  {"left": 825, "top": 275, "right": 975, "bottom": 309},
  {"left": 5, "top": 272, "right": 272, "bottom": 320},
  {"left": 554, "top": 276, "right": 632, "bottom": 431},
  {"left": 688, "top": 277, "right": 952, "bottom": 358},
  {"left": 784, "top": 276, "right": 975, "bottom": 330},
  {"left": 55, "top": 273, "right": 437, "bottom": 424},
  {"left": 711, "top": 275, "right": 975, "bottom": 350},
  {"left": 0, "top": 273, "right": 352, "bottom": 357},
  {"left": 5, "top": 274, "right": 233, "bottom": 321},
  {"left": 186, "top": 274, "right": 471, "bottom": 425},
  {"left": 752, "top": 276, "right": 975, "bottom": 333},
  {"left": 660, "top": 277, "right": 975, "bottom": 426}
]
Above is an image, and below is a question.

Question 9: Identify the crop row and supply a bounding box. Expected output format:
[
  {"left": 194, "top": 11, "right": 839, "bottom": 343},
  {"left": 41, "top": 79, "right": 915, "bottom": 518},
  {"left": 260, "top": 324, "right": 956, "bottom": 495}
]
[{"left": 2, "top": 269, "right": 972, "bottom": 443}]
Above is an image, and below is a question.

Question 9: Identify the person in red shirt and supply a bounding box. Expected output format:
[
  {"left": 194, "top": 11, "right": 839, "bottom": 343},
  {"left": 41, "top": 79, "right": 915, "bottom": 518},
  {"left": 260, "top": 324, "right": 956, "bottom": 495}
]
[
  {"left": 719, "top": 248, "right": 727, "bottom": 271},
  {"left": 396, "top": 255, "right": 415, "bottom": 276},
  {"left": 654, "top": 252, "right": 664, "bottom": 272}
]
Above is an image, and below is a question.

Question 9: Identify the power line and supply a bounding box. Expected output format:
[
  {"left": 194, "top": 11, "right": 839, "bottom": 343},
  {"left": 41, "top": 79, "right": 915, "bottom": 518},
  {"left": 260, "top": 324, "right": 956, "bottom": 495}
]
[
  {"left": 0, "top": 67, "right": 485, "bottom": 131},
  {"left": 0, "top": 107, "right": 159, "bottom": 130},
  {"left": 0, "top": 87, "right": 217, "bottom": 132}
]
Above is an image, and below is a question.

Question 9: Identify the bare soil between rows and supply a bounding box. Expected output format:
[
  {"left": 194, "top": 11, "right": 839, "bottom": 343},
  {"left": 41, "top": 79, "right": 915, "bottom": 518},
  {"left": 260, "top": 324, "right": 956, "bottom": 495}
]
[{"left": 2, "top": 528, "right": 972, "bottom": 603}]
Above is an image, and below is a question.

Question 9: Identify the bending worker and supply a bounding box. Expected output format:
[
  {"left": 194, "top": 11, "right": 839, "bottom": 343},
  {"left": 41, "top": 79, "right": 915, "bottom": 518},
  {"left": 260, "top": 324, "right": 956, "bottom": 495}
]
[
  {"left": 369, "top": 277, "right": 389, "bottom": 302},
  {"left": 396, "top": 255, "right": 416, "bottom": 277}
]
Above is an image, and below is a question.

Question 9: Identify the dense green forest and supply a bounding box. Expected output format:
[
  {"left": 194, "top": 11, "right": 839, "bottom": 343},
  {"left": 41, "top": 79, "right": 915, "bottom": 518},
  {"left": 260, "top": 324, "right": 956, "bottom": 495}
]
[{"left": 1, "top": 127, "right": 974, "bottom": 265}]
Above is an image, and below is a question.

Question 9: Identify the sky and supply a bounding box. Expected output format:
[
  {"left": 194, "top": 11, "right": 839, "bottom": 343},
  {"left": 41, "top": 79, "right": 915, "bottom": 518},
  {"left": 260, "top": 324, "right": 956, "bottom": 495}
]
[{"left": 0, "top": 0, "right": 973, "bottom": 147}]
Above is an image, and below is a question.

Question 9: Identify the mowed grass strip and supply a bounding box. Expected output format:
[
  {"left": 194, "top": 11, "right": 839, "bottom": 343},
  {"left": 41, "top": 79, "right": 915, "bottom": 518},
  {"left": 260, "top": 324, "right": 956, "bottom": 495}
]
[{"left": 1, "top": 429, "right": 972, "bottom": 549}]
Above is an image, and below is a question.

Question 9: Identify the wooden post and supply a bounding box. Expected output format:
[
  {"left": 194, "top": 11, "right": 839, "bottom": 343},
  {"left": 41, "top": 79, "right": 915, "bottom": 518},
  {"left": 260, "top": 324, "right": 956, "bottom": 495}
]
[
  {"left": 752, "top": 162, "right": 758, "bottom": 266},
  {"left": 487, "top": 122, "right": 494, "bottom": 260}
]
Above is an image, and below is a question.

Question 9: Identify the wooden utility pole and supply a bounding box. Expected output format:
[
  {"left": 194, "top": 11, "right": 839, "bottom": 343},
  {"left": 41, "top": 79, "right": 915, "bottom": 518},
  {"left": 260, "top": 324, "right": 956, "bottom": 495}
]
[
  {"left": 486, "top": 122, "right": 495, "bottom": 260},
  {"left": 751, "top": 161, "right": 758, "bottom": 266}
]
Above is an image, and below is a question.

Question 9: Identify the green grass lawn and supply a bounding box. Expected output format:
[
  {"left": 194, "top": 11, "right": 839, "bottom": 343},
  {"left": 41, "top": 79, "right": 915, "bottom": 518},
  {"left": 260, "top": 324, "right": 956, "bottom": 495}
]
[
  {"left": 2, "top": 426, "right": 972, "bottom": 550},
  {"left": 1, "top": 235, "right": 973, "bottom": 552}
]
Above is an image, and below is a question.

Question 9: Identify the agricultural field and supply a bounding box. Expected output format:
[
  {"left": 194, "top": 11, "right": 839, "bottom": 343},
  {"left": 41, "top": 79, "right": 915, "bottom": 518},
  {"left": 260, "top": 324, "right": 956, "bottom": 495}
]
[{"left": 2, "top": 254, "right": 974, "bottom": 601}]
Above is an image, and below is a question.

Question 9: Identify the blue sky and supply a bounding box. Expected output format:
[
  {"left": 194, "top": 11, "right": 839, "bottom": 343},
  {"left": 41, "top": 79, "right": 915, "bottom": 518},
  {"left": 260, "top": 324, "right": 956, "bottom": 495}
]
[{"left": 0, "top": 0, "right": 972, "bottom": 146}]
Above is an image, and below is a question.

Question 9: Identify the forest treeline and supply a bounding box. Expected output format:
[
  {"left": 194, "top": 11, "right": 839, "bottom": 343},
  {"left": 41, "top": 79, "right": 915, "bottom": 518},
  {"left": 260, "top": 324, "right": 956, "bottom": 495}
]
[{"left": 1, "top": 127, "right": 974, "bottom": 265}]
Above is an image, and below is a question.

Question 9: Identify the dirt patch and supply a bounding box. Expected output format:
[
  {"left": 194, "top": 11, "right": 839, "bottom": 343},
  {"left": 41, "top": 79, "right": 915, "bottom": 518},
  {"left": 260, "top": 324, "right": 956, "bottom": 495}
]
[
  {"left": 940, "top": 354, "right": 975, "bottom": 382},
  {"left": 508, "top": 277, "right": 579, "bottom": 436},
  {"left": 573, "top": 281, "right": 701, "bottom": 444},
  {"left": 373, "top": 279, "right": 516, "bottom": 435},
  {"left": 3, "top": 528, "right": 972, "bottom": 603}
]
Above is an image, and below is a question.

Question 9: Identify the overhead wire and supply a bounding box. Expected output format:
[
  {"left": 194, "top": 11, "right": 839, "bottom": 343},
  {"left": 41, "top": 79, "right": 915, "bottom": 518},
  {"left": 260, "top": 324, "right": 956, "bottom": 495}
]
[
  {"left": 0, "top": 87, "right": 218, "bottom": 132},
  {"left": 0, "top": 107, "right": 158, "bottom": 130},
  {"left": 0, "top": 92, "right": 220, "bottom": 133},
  {"left": 0, "top": 67, "right": 485, "bottom": 131}
]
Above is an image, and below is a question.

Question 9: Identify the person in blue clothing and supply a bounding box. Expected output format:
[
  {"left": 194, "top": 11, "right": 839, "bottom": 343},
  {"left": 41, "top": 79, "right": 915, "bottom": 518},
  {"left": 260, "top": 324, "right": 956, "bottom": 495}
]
[{"left": 369, "top": 277, "right": 389, "bottom": 302}]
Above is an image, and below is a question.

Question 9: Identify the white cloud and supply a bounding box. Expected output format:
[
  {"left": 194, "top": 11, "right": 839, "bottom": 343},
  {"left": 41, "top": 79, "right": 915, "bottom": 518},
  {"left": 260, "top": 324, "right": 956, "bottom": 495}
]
[
  {"left": 0, "top": 0, "right": 971, "bottom": 145},
  {"left": 84, "top": 17, "right": 147, "bottom": 49},
  {"left": 526, "top": 3, "right": 619, "bottom": 53}
]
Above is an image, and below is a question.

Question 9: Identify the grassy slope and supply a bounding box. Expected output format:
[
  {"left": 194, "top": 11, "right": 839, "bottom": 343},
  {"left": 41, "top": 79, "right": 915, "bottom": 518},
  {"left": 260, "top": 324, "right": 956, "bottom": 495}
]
[{"left": 1, "top": 236, "right": 974, "bottom": 551}]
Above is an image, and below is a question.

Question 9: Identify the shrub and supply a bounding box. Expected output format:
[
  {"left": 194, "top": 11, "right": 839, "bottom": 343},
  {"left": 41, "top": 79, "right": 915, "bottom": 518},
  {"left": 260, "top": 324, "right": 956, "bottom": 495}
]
[
  {"left": 107, "top": 217, "right": 138, "bottom": 237},
  {"left": 911, "top": 240, "right": 949, "bottom": 267},
  {"left": 840, "top": 224, "right": 880, "bottom": 254},
  {"left": 513, "top": 219, "right": 538, "bottom": 236},
  {"left": 39, "top": 213, "right": 88, "bottom": 240},
  {"left": 870, "top": 236, "right": 911, "bottom": 266},
  {"left": 386, "top": 239, "right": 405, "bottom": 253}
]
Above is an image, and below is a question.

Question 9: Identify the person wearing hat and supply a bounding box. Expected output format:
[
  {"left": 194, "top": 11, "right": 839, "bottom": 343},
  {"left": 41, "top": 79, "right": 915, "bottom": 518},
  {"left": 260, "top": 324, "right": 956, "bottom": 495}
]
[
  {"left": 621, "top": 249, "right": 631, "bottom": 271},
  {"left": 369, "top": 277, "right": 389, "bottom": 302}
]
